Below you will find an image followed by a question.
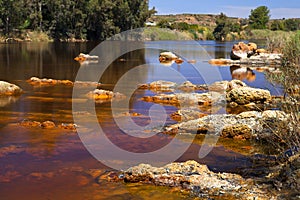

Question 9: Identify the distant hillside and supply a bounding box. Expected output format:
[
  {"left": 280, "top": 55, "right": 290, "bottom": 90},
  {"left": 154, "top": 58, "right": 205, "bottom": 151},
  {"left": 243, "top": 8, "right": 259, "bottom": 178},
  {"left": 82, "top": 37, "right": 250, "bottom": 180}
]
[{"left": 147, "top": 14, "right": 241, "bottom": 28}]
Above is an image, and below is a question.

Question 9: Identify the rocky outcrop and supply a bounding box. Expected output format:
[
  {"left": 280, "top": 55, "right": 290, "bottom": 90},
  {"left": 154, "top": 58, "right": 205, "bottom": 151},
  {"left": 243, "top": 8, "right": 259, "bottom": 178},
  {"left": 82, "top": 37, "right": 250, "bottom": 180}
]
[
  {"left": 165, "top": 110, "right": 288, "bottom": 140},
  {"left": 0, "top": 81, "right": 23, "bottom": 96},
  {"left": 86, "top": 89, "right": 126, "bottom": 102},
  {"left": 119, "top": 160, "right": 276, "bottom": 199}
]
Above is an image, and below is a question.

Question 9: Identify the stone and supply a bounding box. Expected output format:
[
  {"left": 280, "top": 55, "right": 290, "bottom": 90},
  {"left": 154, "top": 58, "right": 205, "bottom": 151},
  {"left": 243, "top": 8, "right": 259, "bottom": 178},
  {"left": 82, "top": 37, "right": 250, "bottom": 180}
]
[
  {"left": 221, "top": 124, "right": 252, "bottom": 140},
  {"left": 41, "top": 121, "right": 56, "bottom": 129},
  {"left": 86, "top": 89, "right": 125, "bottom": 101},
  {"left": 164, "top": 110, "right": 288, "bottom": 140},
  {"left": 208, "top": 80, "right": 247, "bottom": 92},
  {"left": 170, "top": 109, "right": 207, "bottom": 122},
  {"left": 177, "top": 81, "right": 197, "bottom": 92},
  {"left": 149, "top": 80, "right": 176, "bottom": 92},
  {"left": 27, "top": 77, "right": 73, "bottom": 86},
  {"left": 142, "top": 92, "right": 224, "bottom": 107},
  {"left": 159, "top": 52, "right": 178, "bottom": 62},
  {"left": 20, "top": 120, "right": 42, "bottom": 127},
  {"left": 0, "top": 81, "right": 23, "bottom": 96},
  {"left": 230, "top": 42, "right": 249, "bottom": 60},
  {"left": 119, "top": 160, "right": 275, "bottom": 199},
  {"left": 226, "top": 87, "right": 272, "bottom": 105},
  {"left": 74, "top": 53, "right": 99, "bottom": 62}
]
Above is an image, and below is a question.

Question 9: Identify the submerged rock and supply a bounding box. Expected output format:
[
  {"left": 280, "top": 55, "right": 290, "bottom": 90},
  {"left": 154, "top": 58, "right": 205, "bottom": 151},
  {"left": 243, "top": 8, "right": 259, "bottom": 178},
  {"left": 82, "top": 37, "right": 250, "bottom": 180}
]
[
  {"left": 27, "top": 77, "right": 73, "bottom": 86},
  {"left": 27, "top": 77, "right": 101, "bottom": 87},
  {"left": 0, "top": 81, "right": 23, "bottom": 96},
  {"left": 20, "top": 119, "right": 77, "bottom": 131}
]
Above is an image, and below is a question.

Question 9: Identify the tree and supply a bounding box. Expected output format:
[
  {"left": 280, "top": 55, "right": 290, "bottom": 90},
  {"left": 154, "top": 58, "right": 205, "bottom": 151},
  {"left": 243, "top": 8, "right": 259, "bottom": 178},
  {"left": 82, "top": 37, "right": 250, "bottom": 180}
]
[
  {"left": 284, "top": 19, "right": 300, "bottom": 31},
  {"left": 249, "top": 6, "right": 270, "bottom": 29},
  {"left": 271, "top": 20, "right": 285, "bottom": 31},
  {"left": 213, "top": 13, "right": 230, "bottom": 41}
]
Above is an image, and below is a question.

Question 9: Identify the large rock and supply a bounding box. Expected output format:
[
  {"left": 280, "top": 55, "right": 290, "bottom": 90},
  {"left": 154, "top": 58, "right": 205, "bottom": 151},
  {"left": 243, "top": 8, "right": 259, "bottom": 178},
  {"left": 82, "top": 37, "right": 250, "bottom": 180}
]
[
  {"left": 230, "top": 42, "right": 257, "bottom": 60},
  {"left": 226, "top": 87, "right": 272, "bottom": 105},
  {"left": 121, "top": 160, "right": 275, "bottom": 199},
  {"left": 0, "top": 81, "right": 22, "bottom": 96},
  {"left": 165, "top": 110, "right": 288, "bottom": 140}
]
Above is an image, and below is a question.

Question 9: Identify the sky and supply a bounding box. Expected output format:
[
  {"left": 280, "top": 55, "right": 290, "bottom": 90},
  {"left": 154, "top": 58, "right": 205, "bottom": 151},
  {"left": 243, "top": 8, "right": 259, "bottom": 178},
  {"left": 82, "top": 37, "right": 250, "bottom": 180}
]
[{"left": 149, "top": 0, "right": 300, "bottom": 19}]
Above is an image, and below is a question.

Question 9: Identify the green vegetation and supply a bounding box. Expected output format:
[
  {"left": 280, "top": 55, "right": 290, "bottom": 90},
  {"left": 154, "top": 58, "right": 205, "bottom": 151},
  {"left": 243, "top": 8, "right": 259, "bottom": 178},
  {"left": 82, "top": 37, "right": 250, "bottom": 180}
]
[
  {"left": 143, "top": 27, "right": 193, "bottom": 40},
  {"left": 249, "top": 6, "right": 270, "bottom": 29},
  {"left": 212, "top": 13, "right": 242, "bottom": 41},
  {"left": 0, "top": 0, "right": 155, "bottom": 41}
]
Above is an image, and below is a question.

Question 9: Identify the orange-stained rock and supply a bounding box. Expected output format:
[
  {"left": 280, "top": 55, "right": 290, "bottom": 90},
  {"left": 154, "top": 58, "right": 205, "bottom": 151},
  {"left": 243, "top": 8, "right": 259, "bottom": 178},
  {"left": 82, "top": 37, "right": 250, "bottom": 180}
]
[
  {"left": 41, "top": 121, "right": 56, "bottom": 129},
  {"left": 0, "top": 81, "right": 23, "bottom": 96},
  {"left": 20, "top": 120, "right": 42, "bottom": 127},
  {"left": 86, "top": 89, "right": 125, "bottom": 101}
]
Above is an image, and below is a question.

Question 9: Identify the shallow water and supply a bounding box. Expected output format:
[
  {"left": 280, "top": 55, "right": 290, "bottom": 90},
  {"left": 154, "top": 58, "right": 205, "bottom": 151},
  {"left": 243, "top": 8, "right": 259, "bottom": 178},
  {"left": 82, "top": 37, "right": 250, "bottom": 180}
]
[{"left": 0, "top": 41, "right": 282, "bottom": 199}]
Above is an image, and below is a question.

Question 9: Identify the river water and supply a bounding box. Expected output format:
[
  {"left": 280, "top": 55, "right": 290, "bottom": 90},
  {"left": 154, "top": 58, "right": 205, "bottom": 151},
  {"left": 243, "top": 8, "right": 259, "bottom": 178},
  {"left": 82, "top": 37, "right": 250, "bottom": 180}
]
[{"left": 0, "top": 41, "right": 282, "bottom": 199}]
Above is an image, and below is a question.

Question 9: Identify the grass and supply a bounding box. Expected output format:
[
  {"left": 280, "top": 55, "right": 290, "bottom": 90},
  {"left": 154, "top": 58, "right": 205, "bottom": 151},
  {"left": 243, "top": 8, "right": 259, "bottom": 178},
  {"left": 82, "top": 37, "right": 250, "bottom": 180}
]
[{"left": 143, "top": 27, "right": 193, "bottom": 41}]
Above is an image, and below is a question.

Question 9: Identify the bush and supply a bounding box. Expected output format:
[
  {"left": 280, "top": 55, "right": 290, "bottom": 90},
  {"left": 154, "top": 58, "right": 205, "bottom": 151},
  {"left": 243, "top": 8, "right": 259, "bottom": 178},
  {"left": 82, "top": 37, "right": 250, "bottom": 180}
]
[{"left": 265, "top": 31, "right": 300, "bottom": 155}]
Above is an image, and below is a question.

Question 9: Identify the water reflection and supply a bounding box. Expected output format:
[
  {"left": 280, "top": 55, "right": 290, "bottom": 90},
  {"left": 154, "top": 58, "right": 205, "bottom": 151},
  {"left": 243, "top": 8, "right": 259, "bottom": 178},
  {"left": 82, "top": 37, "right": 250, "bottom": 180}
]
[{"left": 230, "top": 65, "right": 256, "bottom": 82}]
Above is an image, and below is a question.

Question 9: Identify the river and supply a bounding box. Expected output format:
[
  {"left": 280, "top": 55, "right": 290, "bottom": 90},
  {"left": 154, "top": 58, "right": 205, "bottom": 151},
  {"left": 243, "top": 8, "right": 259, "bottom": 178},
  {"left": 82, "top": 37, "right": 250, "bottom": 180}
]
[{"left": 0, "top": 41, "right": 283, "bottom": 199}]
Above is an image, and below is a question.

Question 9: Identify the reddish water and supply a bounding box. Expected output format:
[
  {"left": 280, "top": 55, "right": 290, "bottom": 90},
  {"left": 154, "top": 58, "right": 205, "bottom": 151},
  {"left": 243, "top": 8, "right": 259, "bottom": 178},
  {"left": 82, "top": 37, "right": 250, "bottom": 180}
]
[{"left": 0, "top": 41, "right": 280, "bottom": 199}]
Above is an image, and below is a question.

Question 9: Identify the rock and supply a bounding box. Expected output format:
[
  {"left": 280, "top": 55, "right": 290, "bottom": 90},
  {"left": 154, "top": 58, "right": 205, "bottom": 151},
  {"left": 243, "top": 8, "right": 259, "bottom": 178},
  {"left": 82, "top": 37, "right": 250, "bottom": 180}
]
[
  {"left": 256, "top": 48, "right": 268, "bottom": 54},
  {"left": 0, "top": 81, "right": 23, "bottom": 96},
  {"left": 226, "top": 87, "right": 272, "bottom": 105},
  {"left": 248, "top": 42, "right": 257, "bottom": 52},
  {"left": 221, "top": 124, "right": 252, "bottom": 140},
  {"left": 20, "top": 120, "right": 42, "bottom": 127},
  {"left": 142, "top": 92, "right": 224, "bottom": 107},
  {"left": 120, "top": 160, "right": 275, "bottom": 199},
  {"left": 230, "top": 42, "right": 250, "bottom": 60},
  {"left": 177, "top": 81, "right": 197, "bottom": 92},
  {"left": 27, "top": 77, "right": 73, "bottom": 86},
  {"left": 165, "top": 110, "right": 288, "bottom": 140},
  {"left": 86, "top": 89, "right": 125, "bottom": 101},
  {"left": 230, "top": 42, "right": 258, "bottom": 60},
  {"left": 41, "top": 121, "right": 56, "bottom": 129},
  {"left": 208, "top": 79, "right": 247, "bottom": 92},
  {"left": 149, "top": 80, "right": 176, "bottom": 92},
  {"left": 20, "top": 119, "right": 78, "bottom": 131},
  {"left": 175, "top": 58, "right": 184, "bottom": 64},
  {"left": 170, "top": 109, "right": 207, "bottom": 122},
  {"left": 74, "top": 53, "right": 99, "bottom": 62},
  {"left": 159, "top": 52, "right": 178, "bottom": 62},
  {"left": 58, "top": 123, "right": 78, "bottom": 131}
]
